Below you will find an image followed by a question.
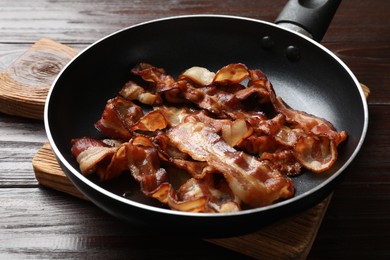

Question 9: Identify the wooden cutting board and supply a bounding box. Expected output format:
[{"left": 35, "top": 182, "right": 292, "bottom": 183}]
[
  {"left": 2, "top": 38, "right": 369, "bottom": 259},
  {"left": 0, "top": 38, "right": 79, "bottom": 119}
]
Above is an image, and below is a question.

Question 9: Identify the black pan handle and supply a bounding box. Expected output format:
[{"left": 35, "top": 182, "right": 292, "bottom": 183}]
[{"left": 275, "top": 0, "right": 342, "bottom": 41}]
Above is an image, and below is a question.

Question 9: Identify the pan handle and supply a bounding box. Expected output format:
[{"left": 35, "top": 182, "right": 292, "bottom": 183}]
[{"left": 275, "top": 0, "right": 342, "bottom": 42}]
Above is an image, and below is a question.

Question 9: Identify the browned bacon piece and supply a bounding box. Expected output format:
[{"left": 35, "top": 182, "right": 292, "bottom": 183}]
[
  {"left": 261, "top": 149, "right": 302, "bottom": 176},
  {"left": 95, "top": 96, "right": 143, "bottom": 141},
  {"left": 151, "top": 174, "right": 241, "bottom": 213},
  {"left": 266, "top": 82, "right": 347, "bottom": 145},
  {"left": 213, "top": 63, "right": 250, "bottom": 84},
  {"left": 293, "top": 135, "right": 338, "bottom": 173},
  {"left": 119, "top": 80, "right": 162, "bottom": 106},
  {"left": 131, "top": 63, "right": 176, "bottom": 92},
  {"left": 167, "top": 121, "right": 294, "bottom": 208},
  {"left": 70, "top": 137, "right": 125, "bottom": 180},
  {"left": 235, "top": 69, "right": 271, "bottom": 104},
  {"left": 71, "top": 63, "right": 349, "bottom": 213},
  {"left": 174, "top": 177, "right": 241, "bottom": 213},
  {"left": 266, "top": 82, "right": 347, "bottom": 172},
  {"left": 133, "top": 63, "right": 246, "bottom": 116},
  {"left": 125, "top": 136, "right": 168, "bottom": 196},
  {"left": 237, "top": 134, "right": 281, "bottom": 155},
  {"left": 123, "top": 134, "right": 240, "bottom": 213}
]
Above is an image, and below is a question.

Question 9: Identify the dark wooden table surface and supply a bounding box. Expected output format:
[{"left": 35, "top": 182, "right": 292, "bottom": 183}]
[{"left": 0, "top": 0, "right": 389, "bottom": 259}]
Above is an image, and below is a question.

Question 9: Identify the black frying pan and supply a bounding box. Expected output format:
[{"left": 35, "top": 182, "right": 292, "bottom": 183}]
[{"left": 45, "top": 0, "right": 368, "bottom": 237}]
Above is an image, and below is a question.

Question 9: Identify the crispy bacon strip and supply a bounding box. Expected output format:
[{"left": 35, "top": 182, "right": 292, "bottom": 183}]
[
  {"left": 125, "top": 136, "right": 168, "bottom": 196},
  {"left": 237, "top": 134, "right": 281, "bottom": 155},
  {"left": 171, "top": 158, "right": 214, "bottom": 179},
  {"left": 175, "top": 177, "right": 241, "bottom": 213},
  {"left": 133, "top": 64, "right": 245, "bottom": 116},
  {"left": 119, "top": 80, "right": 162, "bottom": 106},
  {"left": 167, "top": 121, "right": 294, "bottom": 208},
  {"left": 95, "top": 96, "right": 143, "bottom": 140},
  {"left": 130, "top": 110, "right": 168, "bottom": 132},
  {"left": 293, "top": 136, "right": 338, "bottom": 173},
  {"left": 184, "top": 110, "right": 253, "bottom": 146},
  {"left": 235, "top": 69, "right": 271, "bottom": 104},
  {"left": 72, "top": 63, "right": 348, "bottom": 213},
  {"left": 180, "top": 66, "right": 215, "bottom": 86},
  {"left": 265, "top": 82, "right": 347, "bottom": 172},
  {"left": 144, "top": 180, "right": 210, "bottom": 213},
  {"left": 266, "top": 82, "right": 347, "bottom": 145},
  {"left": 261, "top": 149, "right": 302, "bottom": 176},
  {"left": 125, "top": 134, "right": 240, "bottom": 212},
  {"left": 152, "top": 175, "right": 241, "bottom": 213},
  {"left": 131, "top": 106, "right": 192, "bottom": 132},
  {"left": 70, "top": 137, "right": 123, "bottom": 180},
  {"left": 213, "top": 63, "right": 250, "bottom": 84},
  {"left": 131, "top": 63, "right": 176, "bottom": 92}
]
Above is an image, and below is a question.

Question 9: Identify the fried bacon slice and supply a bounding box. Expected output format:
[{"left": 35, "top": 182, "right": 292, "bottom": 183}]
[
  {"left": 261, "top": 149, "right": 302, "bottom": 176},
  {"left": 167, "top": 121, "right": 294, "bottom": 208},
  {"left": 174, "top": 176, "right": 241, "bottom": 213},
  {"left": 213, "top": 63, "right": 250, "bottom": 85},
  {"left": 131, "top": 63, "right": 176, "bottom": 92},
  {"left": 125, "top": 133, "right": 242, "bottom": 213},
  {"left": 293, "top": 136, "right": 338, "bottom": 172},
  {"left": 130, "top": 110, "right": 168, "bottom": 132},
  {"left": 265, "top": 82, "right": 347, "bottom": 172},
  {"left": 95, "top": 96, "right": 143, "bottom": 140},
  {"left": 71, "top": 63, "right": 348, "bottom": 213},
  {"left": 119, "top": 80, "right": 162, "bottom": 106},
  {"left": 266, "top": 82, "right": 347, "bottom": 144},
  {"left": 152, "top": 175, "right": 241, "bottom": 213},
  {"left": 71, "top": 137, "right": 125, "bottom": 181},
  {"left": 125, "top": 136, "right": 168, "bottom": 196},
  {"left": 180, "top": 66, "right": 215, "bottom": 86},
  {"left": 235, "top": 69, "right": 271, "bottom": 104}
]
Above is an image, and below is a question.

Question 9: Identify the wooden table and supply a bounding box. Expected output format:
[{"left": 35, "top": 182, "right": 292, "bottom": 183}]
[{"left": 1, "top": 0, "right": 389, "bottom": 259}]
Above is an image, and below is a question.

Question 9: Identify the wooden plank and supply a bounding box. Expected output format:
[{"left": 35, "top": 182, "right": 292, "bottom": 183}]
[
  {"left": 0, "top": 0, "right": 388, "bottom": 45},
  {"left": 0, "top": 114, "right": 46, "bottom": 186},
  {"left": 0, "top": 187, "right": 248, "bottom": 259},
  {"left": 33, "top": 142, "right": 332, "bottom": 259}
]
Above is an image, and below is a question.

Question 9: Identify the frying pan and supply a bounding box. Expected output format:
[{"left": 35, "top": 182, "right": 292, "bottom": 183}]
[{"left": 45, "top": 0, "right": 368, "bottom": 237}]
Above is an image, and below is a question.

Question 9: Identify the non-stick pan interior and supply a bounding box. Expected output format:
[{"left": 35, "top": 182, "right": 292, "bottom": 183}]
[{"left": 46, "top": 15, "right": 367, "bottom": 235}]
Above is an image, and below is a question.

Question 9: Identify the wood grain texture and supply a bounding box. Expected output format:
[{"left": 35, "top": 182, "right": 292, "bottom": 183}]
[
  {"left": 0, "top": 38, "right": 78, "bottom": 119},
  {"left": 33, "top": 142, "right": 331, "bottom": 259},
  {"left": 0, "top": 188, "right": 251, "bottom": 259},
  {"left": 0, "top": 114, "right": 46, "bottom": 187},
  {"left": 33, "top": 143, "right": 88, "bottom": 200}
]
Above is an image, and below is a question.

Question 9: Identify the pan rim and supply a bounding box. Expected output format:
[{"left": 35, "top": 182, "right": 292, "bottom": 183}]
[{"left": 44, "top": 14, "right": 369, "bottom": 218}]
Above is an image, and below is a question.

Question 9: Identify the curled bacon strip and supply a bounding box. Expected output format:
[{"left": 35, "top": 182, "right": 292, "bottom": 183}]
[
  {"left": 95, "top": 96, "right": 143, "bottom": 140},
  {"left": 71, "top": 63, "right": 348, "bottom": 213},
  {"left": 213, "top": 63, "right": 250, "bottom": 85},
  {"left": 71, "top": 137, "right": 124, "bottom": 180},
  {"left": 265, "top": 82, "right": 347, "bottom": 172},
  {"left": 119, "top": 80, "right": 162, "bottom": 106},
  {"left": 180, "top": 66, "right": 215, "bottom": 86},
  {"left": 293, "top": 136, "right": 338, "bottom": 172},
  {"left": 167, "top": 121, "right": 294, "bottom": 207},
  {"left": 125, "top": 136, "right": 168, "bottom": 196},
  {"left": 235, "top": 69, "right": 271, "bottom": 104}
]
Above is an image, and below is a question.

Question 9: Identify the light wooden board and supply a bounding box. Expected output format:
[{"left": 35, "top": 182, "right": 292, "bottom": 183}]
[
  {"left": 0, "top": 38, "right": 79, "bottom": 119},
  {"left": 33, "top": 142, "right": 332, "bottom": 259}
]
